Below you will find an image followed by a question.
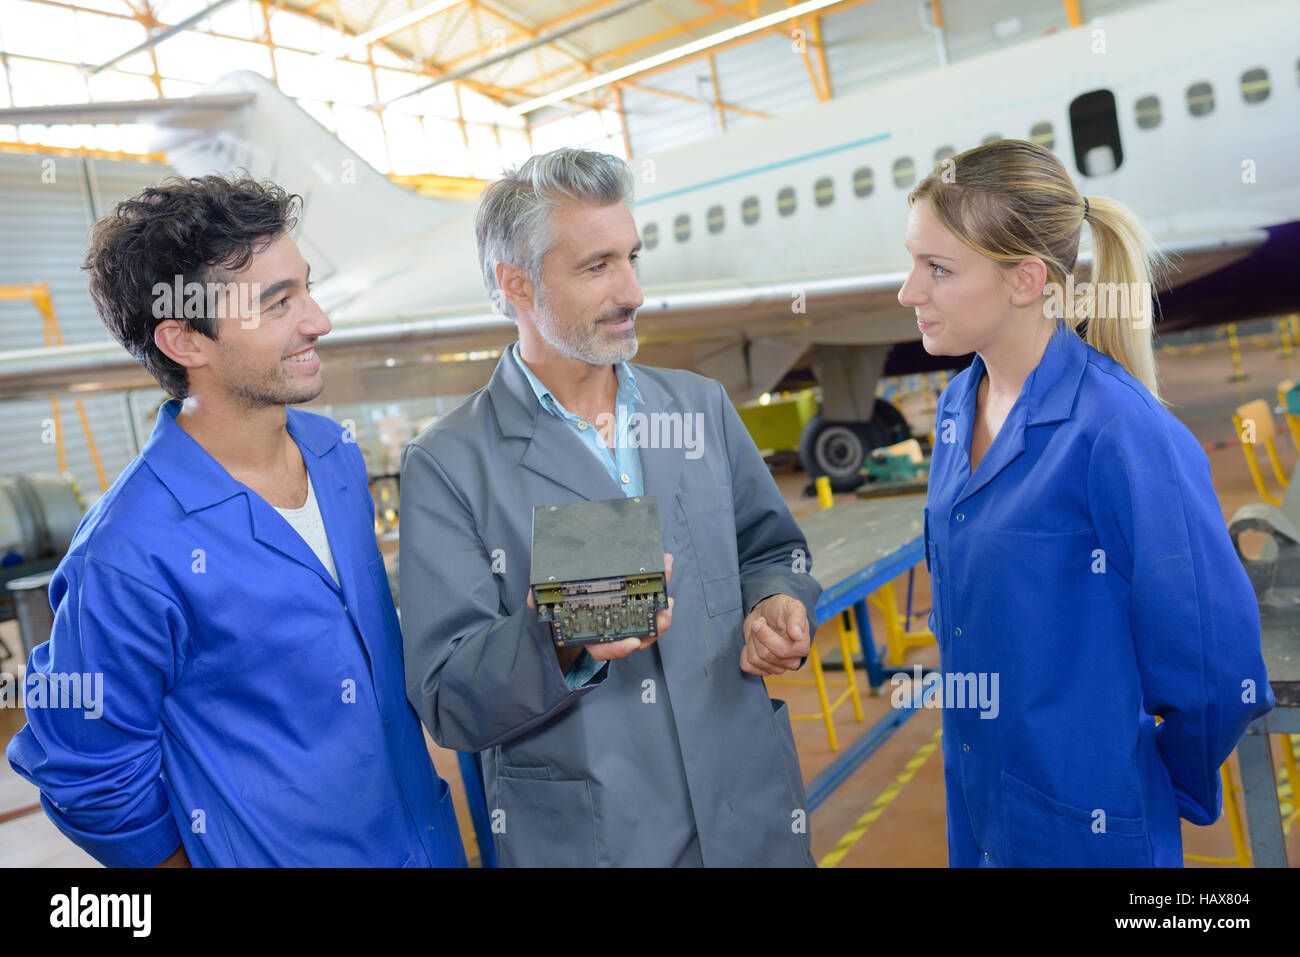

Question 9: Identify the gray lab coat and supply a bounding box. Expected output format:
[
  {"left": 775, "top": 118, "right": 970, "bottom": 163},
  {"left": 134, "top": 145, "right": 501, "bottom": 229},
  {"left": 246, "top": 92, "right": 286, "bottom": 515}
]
[{"left": 400, "top": 347, "right": 823, "bottom": 866}]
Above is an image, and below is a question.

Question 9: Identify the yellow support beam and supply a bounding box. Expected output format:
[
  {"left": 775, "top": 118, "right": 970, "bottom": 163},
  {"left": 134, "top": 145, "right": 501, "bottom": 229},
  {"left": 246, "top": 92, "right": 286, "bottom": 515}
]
[
  {"left": 520, "top": 0, "right": 873, "bottom": 97},
  {"left": 617, "top": 81, "right": 771, "bottom": 120},
  {"left": 388, "top": 172, "right": 488, "bottom": 199},
  {"left": 0, "top": 283, "right": 109, "bottom": 494},
  {"left": 0, "top": 141, "right": 166, "bottom": 164}
]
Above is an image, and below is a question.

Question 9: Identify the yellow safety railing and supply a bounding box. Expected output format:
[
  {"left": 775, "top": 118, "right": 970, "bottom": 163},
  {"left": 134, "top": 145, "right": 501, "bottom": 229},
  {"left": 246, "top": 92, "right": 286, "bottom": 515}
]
[
  {"left": 768, "top": 475, "right": 937, "bottom": 749},
  {"left": 766, "top": 476, "right": 864, "bottom": 751},
  {"left": 1277, "top": 381, "right": 1300, "bottom": 454},
  {"left": 1233, "top": 398, "right": 1288, "bottom": 507}
]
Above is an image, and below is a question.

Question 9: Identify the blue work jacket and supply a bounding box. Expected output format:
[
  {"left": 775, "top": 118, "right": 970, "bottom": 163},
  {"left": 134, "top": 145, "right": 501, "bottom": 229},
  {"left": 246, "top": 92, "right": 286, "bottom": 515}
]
[
  {"left": 7, "top": 400, "right": 466, "bottom": 868},
  {"left": 924, "top": 320, "right": 1274, "bottom": 867}
]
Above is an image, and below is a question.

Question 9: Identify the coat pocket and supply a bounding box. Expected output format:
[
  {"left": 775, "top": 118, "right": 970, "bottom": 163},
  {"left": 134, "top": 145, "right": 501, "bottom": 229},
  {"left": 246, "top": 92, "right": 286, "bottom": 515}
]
[
  {"left": 999, "top": 770, "right": 1151, "bottom": 867},
  {"left": 770, "top": 700, "right": 811, "bottom": 814},
  {"left": 493, "top": 771, "right": 599, "bottom": 867},
  {"left": 677, "top": 487, "right": 742, "bottom": 617},
  {"left": 770, "top": 698, "right": 815, "bottom": 864},
  {"left": 431, "top": 773, "right": 467, "bottom": 867}
]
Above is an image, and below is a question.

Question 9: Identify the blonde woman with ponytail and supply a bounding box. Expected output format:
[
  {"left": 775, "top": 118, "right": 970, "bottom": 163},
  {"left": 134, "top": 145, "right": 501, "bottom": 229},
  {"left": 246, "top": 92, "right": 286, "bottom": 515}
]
[{"left": 901, "top": 139, "right": 1273, "bottom": 867}]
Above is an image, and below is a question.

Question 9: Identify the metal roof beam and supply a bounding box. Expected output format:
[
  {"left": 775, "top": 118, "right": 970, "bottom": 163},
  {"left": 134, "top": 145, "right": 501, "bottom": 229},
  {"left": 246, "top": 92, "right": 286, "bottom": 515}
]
[{"left": 91, "top": 0, "right": 239, "bottom": 74}]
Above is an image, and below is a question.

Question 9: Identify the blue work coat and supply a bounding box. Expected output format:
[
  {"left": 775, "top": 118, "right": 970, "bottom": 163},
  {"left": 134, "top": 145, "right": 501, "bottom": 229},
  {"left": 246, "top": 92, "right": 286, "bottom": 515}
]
[
  {"left": 924, "top": 320, "right": 1273, "bottom": 867},
  {"left": 7, "top": 400, "right": 466, "bottom": 868}
]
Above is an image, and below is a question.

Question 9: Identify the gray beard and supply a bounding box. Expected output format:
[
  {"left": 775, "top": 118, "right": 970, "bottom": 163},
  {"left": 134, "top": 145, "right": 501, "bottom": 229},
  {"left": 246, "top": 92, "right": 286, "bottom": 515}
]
[{"left": 533, "top": 293, "right": 639, "bottom": 366}]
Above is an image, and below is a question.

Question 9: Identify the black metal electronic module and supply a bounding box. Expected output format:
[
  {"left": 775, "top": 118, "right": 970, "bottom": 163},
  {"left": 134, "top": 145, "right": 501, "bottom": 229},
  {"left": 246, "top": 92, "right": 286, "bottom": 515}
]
[{"left": 530, "top": 496, "right": 669, "bottom": 647}]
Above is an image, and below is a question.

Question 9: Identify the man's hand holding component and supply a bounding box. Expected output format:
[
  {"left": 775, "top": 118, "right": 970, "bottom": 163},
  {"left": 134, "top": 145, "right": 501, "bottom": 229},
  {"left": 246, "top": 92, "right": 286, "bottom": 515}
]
[{"left": 532, "top": 552, "right": 674, "bottom": 669}]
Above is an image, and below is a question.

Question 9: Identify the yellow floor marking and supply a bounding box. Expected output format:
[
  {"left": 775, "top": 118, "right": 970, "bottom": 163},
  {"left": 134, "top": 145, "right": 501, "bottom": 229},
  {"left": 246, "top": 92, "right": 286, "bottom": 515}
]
[{"left": 819, "top": 727, "right": 943, "bottom": 868}]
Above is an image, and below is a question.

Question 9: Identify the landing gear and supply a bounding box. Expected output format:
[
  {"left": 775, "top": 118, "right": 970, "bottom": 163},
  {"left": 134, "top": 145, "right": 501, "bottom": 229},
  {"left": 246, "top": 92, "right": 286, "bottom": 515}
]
[{"left": 798, "top": 400, "right": 910, "bottom": 493}]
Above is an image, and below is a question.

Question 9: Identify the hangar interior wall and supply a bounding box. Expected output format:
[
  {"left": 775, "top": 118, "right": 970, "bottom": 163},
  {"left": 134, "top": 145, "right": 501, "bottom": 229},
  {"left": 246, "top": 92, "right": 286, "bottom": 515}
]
[
  {"left": 619, "top": 0, "right": 1158, "bottom": 158},
  {"left": 0, "top": 152, "right": 171, "bottom": 500}
]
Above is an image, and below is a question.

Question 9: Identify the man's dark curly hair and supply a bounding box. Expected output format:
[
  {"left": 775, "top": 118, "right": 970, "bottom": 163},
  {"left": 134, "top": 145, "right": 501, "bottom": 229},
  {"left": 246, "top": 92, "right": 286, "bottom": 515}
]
[{"left": 83, "top": 174, "right": 301, "bottom": 399}]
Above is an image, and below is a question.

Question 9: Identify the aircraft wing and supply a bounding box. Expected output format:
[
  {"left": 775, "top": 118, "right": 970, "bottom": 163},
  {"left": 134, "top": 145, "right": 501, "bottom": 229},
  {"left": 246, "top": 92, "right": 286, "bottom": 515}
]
[
  {"left": 0, "top": 95, "right": 254, "bottom": 127},
  {"left": 1144, "top": 227, "right": 1269, "bottom": 287},
  {"left": 0, "top": 268, "right": 912, "bottom": 402},
  {"left": 0, "top": 227, "right": 1272, "bottom": 403}
]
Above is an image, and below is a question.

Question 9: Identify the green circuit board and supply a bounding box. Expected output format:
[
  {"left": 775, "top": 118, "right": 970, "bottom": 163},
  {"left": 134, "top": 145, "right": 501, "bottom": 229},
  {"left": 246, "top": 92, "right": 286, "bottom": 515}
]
[{"left": 530, "top": 496, "right": 669, "bottom": 647}]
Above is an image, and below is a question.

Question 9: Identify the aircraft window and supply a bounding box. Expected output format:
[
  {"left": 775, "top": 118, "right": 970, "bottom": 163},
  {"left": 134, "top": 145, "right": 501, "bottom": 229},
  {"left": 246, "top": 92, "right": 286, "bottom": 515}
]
[
  {"left": 981, "top": 134, "right": 1002, "bottom": 145},
  {"left": 853, "top": 166, "right": 874, "bottom": 197},
  {"left": 1068, "top": 89, "right": 1123, "bottom": 177},
  {"left": 934, "top": 146, "right": 956, "bottom": 164},
  {"left": 814, "top": 176, "right": 834, "bottom": 207},
  {"left": 643, "top": 223, "right": 659, "bottom": 250},
  {"left": 777, "top": 186, "right": 797, "bottom": 216},
  {"left": 1134, "top": 96, "right": 1161, "bottom": 129},
  {"left": 674, "top": 214, "right": 691, "bottom": 242},
  {"left": 892, "top": 158, "right": 915, "bottom": 189},
  {"left": 741, "top": 195, "right": 760, "bottom": 224},
  {"left": 1029, "top": 122, "right": 1054, "bottom": 149},
  {"left": 707, "top": 204, "right": 725, "bottom": 234},
  {"left": 1241, "top": 67, "right": 1270, "bottom": 103},
  {"left": 1186, "top": 81, "right": 1214, "bottom": 116}
]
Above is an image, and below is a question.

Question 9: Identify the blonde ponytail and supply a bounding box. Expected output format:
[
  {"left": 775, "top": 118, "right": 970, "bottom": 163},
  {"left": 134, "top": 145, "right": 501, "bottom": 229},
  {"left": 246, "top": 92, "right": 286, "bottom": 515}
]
[{"left": 1077, "top": 195, "right": 1169, "bottom": 403}]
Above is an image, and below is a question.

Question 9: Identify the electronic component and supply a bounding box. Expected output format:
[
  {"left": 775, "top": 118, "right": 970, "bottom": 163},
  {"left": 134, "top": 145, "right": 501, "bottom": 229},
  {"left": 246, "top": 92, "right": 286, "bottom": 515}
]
[{"left": 530, "top": 496, "right": 669, "bottom": 647}]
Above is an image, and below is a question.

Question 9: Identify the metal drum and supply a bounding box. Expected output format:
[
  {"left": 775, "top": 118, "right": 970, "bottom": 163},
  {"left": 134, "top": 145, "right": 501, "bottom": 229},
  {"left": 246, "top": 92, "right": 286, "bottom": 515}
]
[
  {"left": 0, "top": 474, "right": 84, "bottom": 626},
  {"left": 0, "top": 473, "right": 84, "bottom": 567},
  {"left": 7, "top": 570, "right": 55, "bottom": 659}
]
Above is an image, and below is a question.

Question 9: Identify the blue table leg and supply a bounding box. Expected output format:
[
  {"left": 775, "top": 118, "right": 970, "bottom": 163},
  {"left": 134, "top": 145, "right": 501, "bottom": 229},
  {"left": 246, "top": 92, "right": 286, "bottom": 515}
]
[
  {"left": 1238, "top": 717, "right": 1286, "bottom": 867},
  {"left": 456, "top": 751, "right": 498, "bottom": 868},
  {"left": 904, "top": 567, "right": 916, "bottom": 629},
  {"left": 854, "top": 598, "right": 887, "bottom": 690}
]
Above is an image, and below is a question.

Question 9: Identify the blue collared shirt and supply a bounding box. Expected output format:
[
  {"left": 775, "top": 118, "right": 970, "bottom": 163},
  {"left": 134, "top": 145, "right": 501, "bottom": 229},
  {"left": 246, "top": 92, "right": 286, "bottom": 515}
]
[
  {"left": 511, "top": 342, "right": 646, "bottom": 497},
  {"left": 6, "top": 400, "right": 467, "bottom": 867},
  {"left": 511, "top": 342, "right": 646, "bottom": 686}
]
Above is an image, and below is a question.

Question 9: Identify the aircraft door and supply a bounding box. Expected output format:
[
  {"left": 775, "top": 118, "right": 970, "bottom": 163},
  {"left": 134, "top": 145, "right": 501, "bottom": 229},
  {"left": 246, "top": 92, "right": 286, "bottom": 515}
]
[{"left": 1069, "top": 89, "right": 1124, "bottom": 177}]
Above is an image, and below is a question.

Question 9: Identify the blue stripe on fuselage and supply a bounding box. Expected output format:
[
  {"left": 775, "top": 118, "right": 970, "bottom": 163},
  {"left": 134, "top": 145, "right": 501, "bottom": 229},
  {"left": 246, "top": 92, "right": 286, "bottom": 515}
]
[{"left": 636, "top": 131, "right": 892, "bottom": 206}]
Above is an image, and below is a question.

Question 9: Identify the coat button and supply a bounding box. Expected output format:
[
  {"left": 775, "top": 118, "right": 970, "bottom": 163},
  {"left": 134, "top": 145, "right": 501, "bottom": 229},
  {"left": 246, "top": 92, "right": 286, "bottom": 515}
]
[
  {"left": 962, "top": 743, "right": 970, "bottom": 753},
  {"left": 954, "top": 627, "right": 962, "bottom": 637},
  {"left": 621, "top": 473, "right": 630, "bottom": 484},
  {"left": 578, "top": 420, "right": 589, "bottom": 430},
  {"left": 983, "top": 850, "right": 990, "bottom": 862},
  {"left": 956, "top": 513, "right": 965, "bottom": 522}
]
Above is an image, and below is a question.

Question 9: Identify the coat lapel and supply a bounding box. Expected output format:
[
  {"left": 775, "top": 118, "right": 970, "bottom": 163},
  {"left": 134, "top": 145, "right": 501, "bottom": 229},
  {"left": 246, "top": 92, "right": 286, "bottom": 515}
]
[
  {"left": 490, "top": 345, "right": 686, "bottom": 505},
  {"left": 144, "top": 400, "right": 344, "bottom": 594},
  {"left": 952, "top": 320, "right": 1087, "bottom": 508},
  {"left": 245, "top": 412, "right": 348, "bottom": 596},
  {"left": 629, "top": 370, "right": 685, "bottom": 505},
  {"left": 954, "top": 400, "right": 1027, "bottom": 507},
  {"left": 519, "top": 413, "right": 626, "bottom": 502}
]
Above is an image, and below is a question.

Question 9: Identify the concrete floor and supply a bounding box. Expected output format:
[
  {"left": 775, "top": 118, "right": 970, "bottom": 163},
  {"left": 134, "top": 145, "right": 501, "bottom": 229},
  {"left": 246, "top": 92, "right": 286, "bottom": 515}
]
[{"left": 1, "top": 319, "right": 1298, "bottom": 867}]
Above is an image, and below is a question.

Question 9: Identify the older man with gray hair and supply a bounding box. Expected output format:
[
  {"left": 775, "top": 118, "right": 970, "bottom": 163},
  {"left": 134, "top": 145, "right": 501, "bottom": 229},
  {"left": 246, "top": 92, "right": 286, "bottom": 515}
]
[{"left": 399, "top": 147, "right": 822, "bottom": 867}]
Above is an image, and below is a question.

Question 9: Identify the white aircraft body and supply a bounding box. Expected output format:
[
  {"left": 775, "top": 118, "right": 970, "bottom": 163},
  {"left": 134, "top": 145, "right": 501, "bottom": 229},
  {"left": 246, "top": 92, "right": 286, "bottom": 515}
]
[{"left": 0, "top": 0, "right": 1296, "bottom": 484}]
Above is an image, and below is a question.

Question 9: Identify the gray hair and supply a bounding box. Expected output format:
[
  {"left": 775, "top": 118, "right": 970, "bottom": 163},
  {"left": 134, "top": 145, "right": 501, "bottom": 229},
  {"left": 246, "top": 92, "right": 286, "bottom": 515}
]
[{"left": 475, "top": 147, "right": 635, "bottom": 318}]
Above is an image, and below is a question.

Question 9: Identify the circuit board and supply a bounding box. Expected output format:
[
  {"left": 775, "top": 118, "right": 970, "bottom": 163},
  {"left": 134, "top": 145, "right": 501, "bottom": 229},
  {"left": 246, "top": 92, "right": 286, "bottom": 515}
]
[{"left": 530, "top": 496, "right": 669, "bottom": 647}]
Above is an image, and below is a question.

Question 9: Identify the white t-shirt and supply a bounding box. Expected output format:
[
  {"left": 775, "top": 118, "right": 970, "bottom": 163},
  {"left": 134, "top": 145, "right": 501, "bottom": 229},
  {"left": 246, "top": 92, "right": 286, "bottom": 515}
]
[{"left": 273, "top": 471, "right": 339, "bottom": 585}]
